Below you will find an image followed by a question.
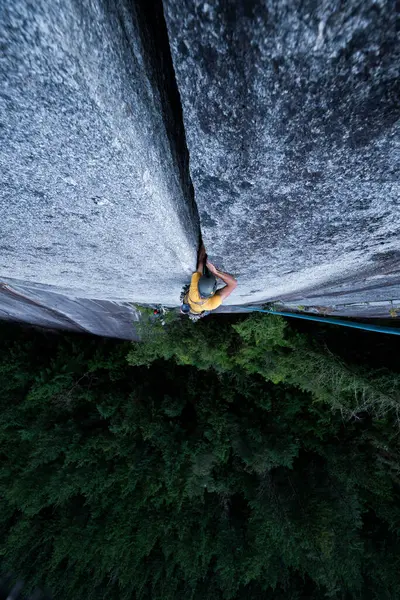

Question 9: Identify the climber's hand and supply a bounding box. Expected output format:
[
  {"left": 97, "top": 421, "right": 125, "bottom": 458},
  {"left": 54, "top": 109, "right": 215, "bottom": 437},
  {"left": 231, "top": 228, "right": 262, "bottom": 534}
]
[{"left": 206, "top": 261, "right": 219, "bottom": 275}]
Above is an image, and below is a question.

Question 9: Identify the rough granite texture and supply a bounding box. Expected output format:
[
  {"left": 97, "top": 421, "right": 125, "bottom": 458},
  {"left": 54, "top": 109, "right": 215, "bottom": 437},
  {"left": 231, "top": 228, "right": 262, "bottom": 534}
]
[
  {"left": 0, "top": 279, "right": 140, "bottom": 339},
  {"left": 0, "top": 0, "right": 199, "bottom": 307},
  {"left": 164, "top": 0, "right": 400, "bottom": 307},
  {"left": 1, "top": 0, "right": 400, "bottom": 337}
]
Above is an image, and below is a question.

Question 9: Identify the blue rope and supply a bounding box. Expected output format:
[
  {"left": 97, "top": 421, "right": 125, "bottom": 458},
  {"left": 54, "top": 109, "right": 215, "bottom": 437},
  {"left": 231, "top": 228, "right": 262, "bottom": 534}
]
[{"left": 238, "top": 307, "right": 400, "bottom": 336}]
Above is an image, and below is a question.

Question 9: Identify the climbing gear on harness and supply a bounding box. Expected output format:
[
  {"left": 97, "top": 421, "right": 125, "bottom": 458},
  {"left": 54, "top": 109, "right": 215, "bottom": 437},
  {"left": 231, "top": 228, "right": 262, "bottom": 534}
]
[
  {"left": 188, "top": 310, "right": 210, "bottom": 322},
  {"left": 180, "top": 284, "right": 193, "bottom": 315},
  {"left": 180, "top": 284, "right": 190, "bottom": 304}
]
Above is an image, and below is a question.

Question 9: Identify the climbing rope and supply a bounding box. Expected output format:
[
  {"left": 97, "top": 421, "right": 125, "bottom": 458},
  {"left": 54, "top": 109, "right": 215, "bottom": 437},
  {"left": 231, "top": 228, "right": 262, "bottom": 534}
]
[{"left": 238, "top": 306, "right": 400, "bottom": 336}]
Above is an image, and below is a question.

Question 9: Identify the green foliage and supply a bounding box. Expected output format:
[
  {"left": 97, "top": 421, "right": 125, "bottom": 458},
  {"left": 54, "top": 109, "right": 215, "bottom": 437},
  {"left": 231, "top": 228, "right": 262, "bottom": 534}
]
[
  {"left": 129, "top": 312, "right": 400, "bottom": 417},
  {"left": 0, "top": 315, "right": 400, "bottom": 600},
  {"left": 128, "top": 314, "right": 235, "bottom": 371}
]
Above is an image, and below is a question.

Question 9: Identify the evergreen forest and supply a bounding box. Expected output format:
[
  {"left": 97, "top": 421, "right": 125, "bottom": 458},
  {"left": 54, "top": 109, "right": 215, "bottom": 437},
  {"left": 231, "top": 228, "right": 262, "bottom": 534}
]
[{"left": 1, "top": 313, "right": 400, "bottom": 599}]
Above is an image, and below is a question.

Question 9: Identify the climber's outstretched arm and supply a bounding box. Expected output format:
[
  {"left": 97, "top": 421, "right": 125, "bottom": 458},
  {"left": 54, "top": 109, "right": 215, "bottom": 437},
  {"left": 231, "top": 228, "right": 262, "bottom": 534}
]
[{"left": 206, "top": 261, "right": 237, "bottom": 301}]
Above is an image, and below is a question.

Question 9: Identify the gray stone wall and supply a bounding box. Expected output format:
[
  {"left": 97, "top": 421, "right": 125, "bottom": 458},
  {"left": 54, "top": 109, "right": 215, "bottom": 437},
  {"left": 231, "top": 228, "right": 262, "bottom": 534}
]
[
  {"left": 1, "top": 0, "right": 399, "bottom": 335},
  {"left": 164, "top": 0, "right": 400, "bottom": 305},
  {"left": 1, "top": 0, "right": 199, "bottom": 306}
]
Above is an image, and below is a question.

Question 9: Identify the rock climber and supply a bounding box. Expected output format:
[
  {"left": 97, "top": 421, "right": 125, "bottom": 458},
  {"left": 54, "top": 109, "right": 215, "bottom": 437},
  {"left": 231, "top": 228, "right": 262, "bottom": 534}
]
[{"left": 181, "top": 242, "right": 237, "bottom": 316}]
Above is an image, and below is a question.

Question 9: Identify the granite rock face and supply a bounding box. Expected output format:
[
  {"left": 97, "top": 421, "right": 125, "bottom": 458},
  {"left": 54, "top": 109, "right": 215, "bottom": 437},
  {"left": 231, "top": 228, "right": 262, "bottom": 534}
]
[
  {"left": 0, "top": 0, "right": 199, "bottom": 308},
  {"left": 1, "top": 0, "right": 400, "bottom": 337},
  {"left": 164, "top": 0, "right": 400, "bottom": 306},
  {"left": 0, "top": 279, "right": 140, "bottom": 339}
]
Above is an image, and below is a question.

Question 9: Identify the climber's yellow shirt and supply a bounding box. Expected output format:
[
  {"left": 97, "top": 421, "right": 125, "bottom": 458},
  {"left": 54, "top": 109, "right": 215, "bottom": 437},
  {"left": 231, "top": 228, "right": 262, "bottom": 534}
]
[{"left": 186, "top": 272, "right": 222, "bottom": 314}]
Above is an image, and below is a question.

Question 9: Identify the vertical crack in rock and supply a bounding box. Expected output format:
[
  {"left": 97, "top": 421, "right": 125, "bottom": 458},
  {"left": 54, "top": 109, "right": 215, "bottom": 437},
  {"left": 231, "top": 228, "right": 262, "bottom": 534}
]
[
  {"left": 0, "top": 0, "right": 202, "bottom": 314},
  {"left": 133, "top": 0, "right": 201, "bottom": 240},
  {"left": 0, "top": 0, "right": 203, "bottom": 336}
]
